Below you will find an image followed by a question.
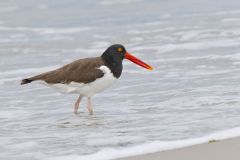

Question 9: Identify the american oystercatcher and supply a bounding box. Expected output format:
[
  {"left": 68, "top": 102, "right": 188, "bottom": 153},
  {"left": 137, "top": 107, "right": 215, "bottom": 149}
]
[{"left": 21, "top": 44, "right": 153, "bottom": 114}]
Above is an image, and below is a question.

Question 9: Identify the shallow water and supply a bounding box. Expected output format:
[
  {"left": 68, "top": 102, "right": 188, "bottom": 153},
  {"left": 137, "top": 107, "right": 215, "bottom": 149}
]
[{"left": 1, "top": 0, "right": 240, "bottom": 159}]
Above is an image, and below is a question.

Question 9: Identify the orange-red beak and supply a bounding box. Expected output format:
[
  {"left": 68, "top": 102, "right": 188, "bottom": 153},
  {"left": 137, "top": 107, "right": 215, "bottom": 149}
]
[{"left": 125, "top": 52, "right": 153, "bottom": 70}]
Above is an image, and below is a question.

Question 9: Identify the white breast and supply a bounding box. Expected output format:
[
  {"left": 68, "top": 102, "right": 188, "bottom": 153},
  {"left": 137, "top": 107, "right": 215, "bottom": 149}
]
[{"left": 44, "top": 66, "right": 117, "bottom": 97}]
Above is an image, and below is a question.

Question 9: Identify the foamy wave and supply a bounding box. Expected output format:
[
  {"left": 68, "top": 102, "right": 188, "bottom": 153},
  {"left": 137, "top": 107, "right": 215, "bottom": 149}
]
[
  {"left": 0, "top": 65, "right": 59, "bottom": 77},
  {"left": 0, "top": 66, "right": 59, "bottom": 85},
  {"left": 222, "top": 18, "right": 240, "bottom": 22},
  {"left": 133, "top": 39, "right": 240, "bottom": 53},
  {"left": 91, "top": 41, "right": 111, "bottom": 49},
  {"left": 0, "top": 26, "right": 91, "bottom": 34},
  {"left": 0, "top": 77, "right": 25, "bottom": 85},
  {"left": 214, "top": 10, "right": 240, "bottom": 15},
  {"left": 47, "top": 127, "right": 240, "bottom": 160},
  {"left": 0, "top": 6, "right": 19, "bottom": 13},
  {"left": 151, "top": 52, "right": 240, "bottom": 63},
  {"left": 100, "top": 0, "right": 142, "bottom": 5}
]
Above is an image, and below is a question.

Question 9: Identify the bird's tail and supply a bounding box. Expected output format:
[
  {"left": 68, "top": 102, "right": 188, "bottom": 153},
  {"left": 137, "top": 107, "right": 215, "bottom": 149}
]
[{"left": 21, "top": 78, "right": 33, "bottom": 85}]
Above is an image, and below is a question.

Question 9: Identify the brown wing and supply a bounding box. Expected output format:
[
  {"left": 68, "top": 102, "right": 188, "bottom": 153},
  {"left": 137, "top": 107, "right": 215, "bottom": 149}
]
[{"left": 27, "top": 57, "right": 105, "bottom": 84}]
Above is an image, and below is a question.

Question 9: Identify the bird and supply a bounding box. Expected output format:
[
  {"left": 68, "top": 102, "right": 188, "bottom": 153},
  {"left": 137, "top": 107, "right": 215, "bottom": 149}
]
[{"left": 21, "top": 44, "right": 153, "bottom": 115}]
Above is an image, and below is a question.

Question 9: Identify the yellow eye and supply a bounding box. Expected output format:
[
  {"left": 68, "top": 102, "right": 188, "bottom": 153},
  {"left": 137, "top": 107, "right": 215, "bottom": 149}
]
[{"left": 117, "top": 47, "right": 123, "bottom": 52}]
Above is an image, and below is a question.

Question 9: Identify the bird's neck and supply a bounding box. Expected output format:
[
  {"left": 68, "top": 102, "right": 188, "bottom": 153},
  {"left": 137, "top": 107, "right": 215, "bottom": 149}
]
[{"left": 101, "top": 55, "right": 122, "bottom": 78}]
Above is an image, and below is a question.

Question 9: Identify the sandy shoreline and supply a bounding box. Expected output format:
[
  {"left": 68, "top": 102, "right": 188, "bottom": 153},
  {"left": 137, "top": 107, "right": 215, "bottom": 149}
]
[{"left": 117, "top": 137, "right": 240, "bottom": 160}]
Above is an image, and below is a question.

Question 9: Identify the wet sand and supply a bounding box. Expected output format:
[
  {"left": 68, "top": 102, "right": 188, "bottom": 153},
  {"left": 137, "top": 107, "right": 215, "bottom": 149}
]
[{"left": 118, "top": 137, "right": 240, "bottom": 160}]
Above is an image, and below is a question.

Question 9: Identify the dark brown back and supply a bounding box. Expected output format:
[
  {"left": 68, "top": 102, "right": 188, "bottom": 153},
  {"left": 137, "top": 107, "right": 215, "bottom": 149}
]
[{"left": 28, "top": 57, "right": 105, "bottom": 84}]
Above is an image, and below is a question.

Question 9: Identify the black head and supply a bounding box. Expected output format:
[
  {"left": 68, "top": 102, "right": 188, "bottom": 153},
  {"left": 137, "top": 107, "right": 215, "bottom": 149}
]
[
  {"left": 101, "top": 44, "right": 153, "bottom": 78},
  {"left": 101, "top": 44, "right": 126, "bottom": 78},
  {"left": 101, "top": 44, "right": 126, "bottom": 61}
]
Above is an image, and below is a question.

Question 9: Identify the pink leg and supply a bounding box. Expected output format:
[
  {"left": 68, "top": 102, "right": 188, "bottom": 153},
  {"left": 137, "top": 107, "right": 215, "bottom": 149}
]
[
  {"left": 74, "top": 95, "right": 83, "bottom": 114},
  {"left": 87, "top": 97, "right": 93, "bottom": 115}
]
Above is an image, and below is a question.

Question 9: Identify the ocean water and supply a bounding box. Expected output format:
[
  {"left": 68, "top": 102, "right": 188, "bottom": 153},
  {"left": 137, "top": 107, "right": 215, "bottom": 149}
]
[{"left": 1, "top": 0, "right": 240, "bottom": 159}]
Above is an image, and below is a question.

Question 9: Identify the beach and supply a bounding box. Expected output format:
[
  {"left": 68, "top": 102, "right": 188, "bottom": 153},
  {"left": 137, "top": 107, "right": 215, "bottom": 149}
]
[
  {"left": 118, "top": 137, "right": 240, "bottom": 160},
  {"left": 1, "top": 0, "right": 240, "bottom": 160}
]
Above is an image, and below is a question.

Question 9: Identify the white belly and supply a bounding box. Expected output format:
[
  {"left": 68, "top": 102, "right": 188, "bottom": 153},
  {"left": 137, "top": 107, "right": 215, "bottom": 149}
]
[{"left": 43, "top": 66, "right": 117, "bottom": 97}]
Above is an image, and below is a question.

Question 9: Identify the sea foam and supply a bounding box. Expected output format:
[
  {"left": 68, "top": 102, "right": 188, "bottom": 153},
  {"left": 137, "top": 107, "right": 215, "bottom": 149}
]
[{"left": 47, "top": 127, "right": 240, "bottom": 160}]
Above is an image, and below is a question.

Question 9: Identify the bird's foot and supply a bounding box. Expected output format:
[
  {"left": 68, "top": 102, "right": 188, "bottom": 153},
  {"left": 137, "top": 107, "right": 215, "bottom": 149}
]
[
  {"left": 74, "top": 102, "right": 80, "bottom": 114},
  {"left": 87, "top": 97, "right": 93, "bottom": 115},
  {"left": 88, "top": 110, "right": 93, "bottom": 115},
  {"left": 74, "top": 110, "right": 79, "bottom": 115},
  {"left": 73, "top": 95, "right": 82, "bottom": 115},
  {"left": 87, "top": 106, "right": 93, "bottom": 115}
]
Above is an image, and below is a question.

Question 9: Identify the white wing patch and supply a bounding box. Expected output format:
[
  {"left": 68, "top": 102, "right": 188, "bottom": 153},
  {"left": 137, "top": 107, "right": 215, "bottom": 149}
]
[{"left": 42, "top": 65, "right": 117, "bottom": 97}]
